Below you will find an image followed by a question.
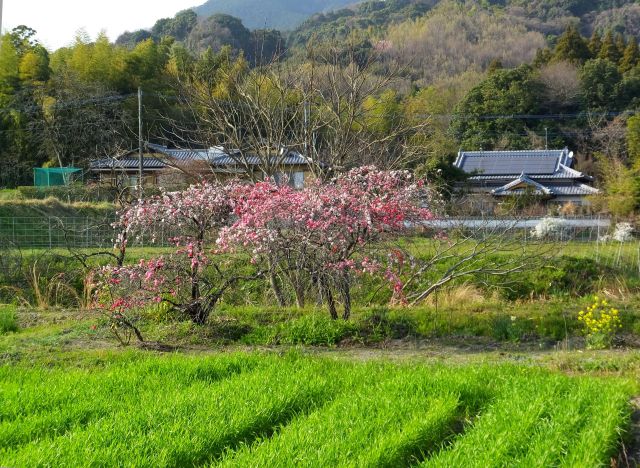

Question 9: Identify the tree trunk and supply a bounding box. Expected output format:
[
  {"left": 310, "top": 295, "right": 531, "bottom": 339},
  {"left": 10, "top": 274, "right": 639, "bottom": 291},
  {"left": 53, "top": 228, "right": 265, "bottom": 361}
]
[
  {"left": 319, "top": 276, "right": 338, "bottom": 320},
  {"left": 340, "top": 274, "right": 351, "bottom": 320},
  {"left": 268, "top": 258, "right": 287, "bottom": 307},
  {"left": 294, "top": 283, "right": 306, "bottom": 309}
]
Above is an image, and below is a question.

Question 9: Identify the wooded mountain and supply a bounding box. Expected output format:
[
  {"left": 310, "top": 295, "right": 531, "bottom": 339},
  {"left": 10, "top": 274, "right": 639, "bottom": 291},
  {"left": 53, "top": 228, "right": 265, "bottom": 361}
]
[
  {"left": 290, "top": 0, "right": 640, "bottom": 46},
  {"left": 192, "top": 0, "right": 361, "bottom": 30}
]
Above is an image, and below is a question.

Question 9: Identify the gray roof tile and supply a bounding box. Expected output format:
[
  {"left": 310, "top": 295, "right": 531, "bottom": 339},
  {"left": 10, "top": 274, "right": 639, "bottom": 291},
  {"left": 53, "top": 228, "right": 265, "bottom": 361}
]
[
  {"left": 147, "top": 143, "right": 310, "bottom": 167},
  {"left": 90, "top": 157, "right": 166, "bottom": 170},
  {"left": 455, "top": 149, "right": 573, "bottom": 176}
]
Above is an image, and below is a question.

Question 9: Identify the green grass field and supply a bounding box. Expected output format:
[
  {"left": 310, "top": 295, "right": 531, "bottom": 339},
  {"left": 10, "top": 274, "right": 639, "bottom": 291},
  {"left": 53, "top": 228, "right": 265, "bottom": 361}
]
[{"left": 0, "top": 351, "right": 634, "bottom": 467}]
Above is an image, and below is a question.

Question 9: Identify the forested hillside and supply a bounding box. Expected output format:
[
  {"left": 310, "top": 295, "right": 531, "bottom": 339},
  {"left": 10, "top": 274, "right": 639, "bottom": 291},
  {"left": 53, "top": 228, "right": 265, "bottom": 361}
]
[
  {"left": 1, "top": 0, "right": 640, "bottom": 214},
  {"left": 290, "top": 0, "right": 640, "bottom": 44},
  {"left": 193, "top": 0, "right": 360, "bottom": 30}
]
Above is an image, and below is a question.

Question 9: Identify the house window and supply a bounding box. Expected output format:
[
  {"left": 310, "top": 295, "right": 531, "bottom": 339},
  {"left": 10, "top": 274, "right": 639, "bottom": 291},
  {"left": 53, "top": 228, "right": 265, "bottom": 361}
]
[{"left": 115, "top": 174, "right": 139, "bottom": 187}]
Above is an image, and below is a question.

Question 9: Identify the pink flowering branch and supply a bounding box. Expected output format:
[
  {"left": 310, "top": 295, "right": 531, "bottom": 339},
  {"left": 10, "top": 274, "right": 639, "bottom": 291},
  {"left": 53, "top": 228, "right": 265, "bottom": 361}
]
[{"left": 95, "top": 181, "right": 256, "bottom": 327}]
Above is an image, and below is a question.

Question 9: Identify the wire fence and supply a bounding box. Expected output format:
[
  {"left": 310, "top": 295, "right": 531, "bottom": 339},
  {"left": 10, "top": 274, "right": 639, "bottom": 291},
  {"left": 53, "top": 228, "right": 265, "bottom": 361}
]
[
  {"left": 0, "top": 215, "right": 625, "bottom": 248},
  {"left": 0, "top": 217, "right": 178, "bottom": 249},
  {"left": 0, "top": 215, "right": 639, "bottom": 276},
  {"left": 422, "top": 216, "right": 612, "bottom": 242}
]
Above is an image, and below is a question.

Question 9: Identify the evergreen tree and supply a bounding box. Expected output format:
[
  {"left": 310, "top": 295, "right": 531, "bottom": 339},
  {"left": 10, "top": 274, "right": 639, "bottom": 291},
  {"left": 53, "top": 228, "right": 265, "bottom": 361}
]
[
  {"left": 450, "top": 65, "right": 546, "bottom": 150},
  {"left": 588, "top": 31, "right": 602, "bottom": 57},
  {"left": 615, "top": 34, "right": 627, "bottom": 60},
  {"left": 553, "top": 25, "right": 591, "bottom": 64},
  {"left": 533, "top": 48, "right": 553, "bottom": 68},
  {"left": 487, "top": 59, "right": 503, "bottom": 74},
  {"left": 599, "top": 31, "right": 621, "bottom": 64},
  {"left": 620, "top": 40, "right": 640, "bottom": 73},
  {"left": 628, "top": 115, "right": 640, "bottom": 163},
  {"left": 580, "top": 58, "right": 622, "bottom": 110}
]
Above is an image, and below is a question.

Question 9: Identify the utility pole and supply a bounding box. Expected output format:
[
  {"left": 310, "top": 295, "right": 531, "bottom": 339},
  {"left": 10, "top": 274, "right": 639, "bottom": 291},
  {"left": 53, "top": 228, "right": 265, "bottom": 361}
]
[
  {"left": 545, "top": 127, "right": 548, "bottom": 150},
  {"left": 0, "top": 0, "right": 4, "bottom": 49},
  {"left": 303, "top": 101, "right": 309, "bottom": 156},
  {"left": 138, "top": 86, "right": 143, "bottom": 198}
]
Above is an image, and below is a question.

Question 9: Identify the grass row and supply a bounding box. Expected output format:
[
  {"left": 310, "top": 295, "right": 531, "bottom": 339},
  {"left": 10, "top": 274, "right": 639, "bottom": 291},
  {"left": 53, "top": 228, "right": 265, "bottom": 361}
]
[{"left": 0, "top": 352, "right": 634, "bottom": 467}]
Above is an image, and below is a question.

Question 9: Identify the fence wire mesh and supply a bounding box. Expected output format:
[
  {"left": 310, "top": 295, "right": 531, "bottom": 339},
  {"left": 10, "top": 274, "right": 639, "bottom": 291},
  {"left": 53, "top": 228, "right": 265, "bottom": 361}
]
[
  {"left": 0, "top": 216, "right": 637, "bottom": 276},
  {"left": 0, "top": 217, "right": 176, "bottom": 249}
]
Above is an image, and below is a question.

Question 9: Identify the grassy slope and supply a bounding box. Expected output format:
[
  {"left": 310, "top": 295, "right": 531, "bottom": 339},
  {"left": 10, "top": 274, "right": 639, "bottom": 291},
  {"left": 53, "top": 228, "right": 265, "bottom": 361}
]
[{"left": 0, "top": 198, "right": 114, "bottom": 218}]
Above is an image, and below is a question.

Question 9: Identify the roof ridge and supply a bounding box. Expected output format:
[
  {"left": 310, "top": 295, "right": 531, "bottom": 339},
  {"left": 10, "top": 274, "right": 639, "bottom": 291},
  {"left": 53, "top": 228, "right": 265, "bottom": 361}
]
[
  {"left": 461, "top": 149, "right": 564, "bottom": 153},
  {"left": 462, "top": 152, "right": 563, "bottom": 157}
]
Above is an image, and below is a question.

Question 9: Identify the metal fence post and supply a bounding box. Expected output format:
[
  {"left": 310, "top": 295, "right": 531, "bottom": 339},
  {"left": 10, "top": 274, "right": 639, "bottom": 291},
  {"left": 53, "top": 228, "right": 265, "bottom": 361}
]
[{"left": 48, "top": 218, "right": 52, "bottom": 249}]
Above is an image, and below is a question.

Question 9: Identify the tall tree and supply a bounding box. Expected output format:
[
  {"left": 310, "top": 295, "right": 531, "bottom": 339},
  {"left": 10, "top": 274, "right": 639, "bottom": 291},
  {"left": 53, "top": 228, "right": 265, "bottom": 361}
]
[
  {"left": 580, "top": 58, "right": 622, "bottom": 110},
  {"left": 588, "top": 31, "right": 602, "bottom": 57},
  {"left": 450, "top": 65, "right": 546, "bottom": 150},
  {"left": 18, "top": 46, "right": 50, "bottom": 83},
  {"left": 620, "top": 39, "right": 640, "bottom": 73},
  {"left": 553, "top": 25, "right": 591, "bottom": 64},
  {"left": 598, "top": 31, "right": 622, "bottom": 64},
  {"left": 627, "top": 115, "right": 640, "bottom": 164}
]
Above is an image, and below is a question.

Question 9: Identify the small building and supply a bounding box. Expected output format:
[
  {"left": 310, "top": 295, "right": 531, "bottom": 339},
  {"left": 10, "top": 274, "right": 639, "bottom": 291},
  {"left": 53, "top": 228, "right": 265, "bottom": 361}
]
[
  {"left": 453, "top": 148, "right": 599, "bottom": 209},
  {"left": 90, "top": 143, "right": 315, "bottom": 189},
  {"left": 34, "top": 167, "right": 83, "bottom": 187},
  {"left": 89, "top": 150, "right": 165, "bottom": 188}
]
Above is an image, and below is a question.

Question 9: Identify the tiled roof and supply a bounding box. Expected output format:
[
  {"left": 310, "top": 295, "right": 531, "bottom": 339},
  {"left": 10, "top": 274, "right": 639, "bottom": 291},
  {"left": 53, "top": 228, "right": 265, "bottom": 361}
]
[
  {"left": 492, "top": 174, "right": 553, "bottom": 196},
  {"left": 491, "top": 174, "right": 600, "bottom": 197},
  {"left": 546, "top": 184, "right": 600, "bottom": 196},
  {"left": 147, "top": 143, "right": 310, "bottom": 167},
  {"left": 468, "top": 163, "right": 587, "bottom": 181},
  {"left": 90, "top": 157, "right": 166, "bottom": 170},
  {"left": 455, "top": 148, "right": 574, "bottom": 176}
]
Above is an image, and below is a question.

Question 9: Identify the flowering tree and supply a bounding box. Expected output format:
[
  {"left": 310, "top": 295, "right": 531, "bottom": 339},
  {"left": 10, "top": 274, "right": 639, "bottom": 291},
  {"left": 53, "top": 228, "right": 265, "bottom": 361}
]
[
  {"left": 219, "top": 167, "right": 433, "bottom": 319},
  {"left": 93, "top": 182, "right": 255, "bottom": 333}
]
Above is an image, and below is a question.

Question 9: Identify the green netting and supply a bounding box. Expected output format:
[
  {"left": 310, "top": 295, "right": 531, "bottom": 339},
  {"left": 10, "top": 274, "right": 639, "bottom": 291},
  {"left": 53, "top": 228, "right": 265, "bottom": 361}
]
[{"left": 33, "top": 168, "right": 82, "bottom": 187}]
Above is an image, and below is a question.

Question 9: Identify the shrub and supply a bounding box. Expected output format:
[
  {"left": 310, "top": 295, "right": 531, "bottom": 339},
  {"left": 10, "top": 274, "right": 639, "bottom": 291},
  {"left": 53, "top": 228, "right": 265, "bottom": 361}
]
[{"left": 0, "top": 305, "right": 19, "bottom": 334}]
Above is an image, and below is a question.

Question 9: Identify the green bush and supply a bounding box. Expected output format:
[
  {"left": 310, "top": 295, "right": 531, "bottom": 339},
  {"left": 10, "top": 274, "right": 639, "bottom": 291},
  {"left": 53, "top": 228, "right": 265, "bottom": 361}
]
[{"left": 0, "top": 304, "right": 19, "bottom": 334}]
